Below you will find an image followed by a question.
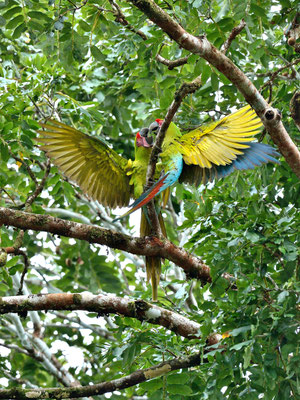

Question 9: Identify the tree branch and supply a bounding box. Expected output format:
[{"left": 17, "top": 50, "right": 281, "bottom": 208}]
[
  {"left": 0, "top": 293, "right": 201, "bottom": 339},
  {"left": 0, "top": 207, "right": 211, "bottom": 282},
  {"left": 260, "top": 58, "right": 300, "bottom": 90},
  {"left": 0, "top": 349, "right": 210, "bottom": 399},
  {"left": 156, "top": 54, "right": 190, "bottom": 69},
  {"left": 146, "top": 76, "right": 202, "bottom": 186},
  {"left": 127, "top": 0, "right": 300, "bottom": 179},
  {"left": 290, "top": 90, "right": 300, "bottom": 131},
  {"left": 145, "top": 76, "right": 202, "bottom": 235},
  {"left": 221, "top": 19, "right": 246, "bottom": 54}
]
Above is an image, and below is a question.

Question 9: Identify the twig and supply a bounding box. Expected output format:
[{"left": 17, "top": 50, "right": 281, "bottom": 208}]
[
  {"left": 108, "top": 0, "right": 147, "bottom": 40},
  {"left": 7, "top": 147, "right": 38, "bottom": 185},
  {"left": 290, "top": 91, "right": 300, "bottom": 131},
  {"left": 1, "top": 369, "right": 38, "bottom": 389},
  {"left": 17, "top": 159, "right": 51, "bottom": 209},
  {"left": 105, "top": 0, "right": 190, "bottom": 69},
  {"left": 260, "top": 58, "right": 300, "bottom": 91},
  {"left": 4, "top": 247, "right": 29, "bottom": 295},
  {"left": 4, "top": 315, "right": 77, "bottom": 387},
  {"left": 156, "top": 54, "right": 190, "bottom": 69},
  {"left": 3, "top": 230, "right": 29, "bottom": 295},
  {"left": 221, "top": 19, "right": 246, "bottom": 54},
  {"left": 51, "top": 311, "right": 116, "bottom": 341},
  {"left": 28, "top": 95, "right": 46, "bottom": 119}
]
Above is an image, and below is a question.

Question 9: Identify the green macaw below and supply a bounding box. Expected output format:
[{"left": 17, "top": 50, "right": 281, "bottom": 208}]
[
  {"left": 37, "top": 121, "right": 165, "bottom": 301},
  {"left": 119, "top": 105, "right": 279, "bottom": 219}
]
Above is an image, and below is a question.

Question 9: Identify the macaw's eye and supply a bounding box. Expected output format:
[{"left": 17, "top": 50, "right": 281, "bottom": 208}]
[
  {"left": 148, "top": 121, "right": 160, "bottom": 133},
  {"left": 139, "top": 127, "right": 149, "bottom": 137}
]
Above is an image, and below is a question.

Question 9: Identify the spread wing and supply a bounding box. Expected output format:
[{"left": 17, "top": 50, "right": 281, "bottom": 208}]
[
  {"left": 179, "top": 105, "right": 262, "bottom": 168},
  {"left": 37, "top": 120, "right": 133, "bottom": 208},
  {"left": 178, "top": 105, "right": 279, "bottom": 186},
  {"left": 179, "top": 142, "right": 280, "bottom": 186}
]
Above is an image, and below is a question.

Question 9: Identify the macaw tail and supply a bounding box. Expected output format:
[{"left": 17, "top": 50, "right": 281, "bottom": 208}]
[
  {"left": 113, "top": 173, "right": 171, "bottom": 222},
  {"left": 114, "top": 156, "right": 183, "bottom": 222},
  {"left": 145, "top": 255, "right": 161, "bottom": 302},
  {"left": 141, "top": 209, "right": 167, "bottom": 301}
]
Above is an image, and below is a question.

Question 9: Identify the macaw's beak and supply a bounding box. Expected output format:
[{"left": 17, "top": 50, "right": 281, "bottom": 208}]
[{"left": 136, "top": 129, "right": 153, "bottom": 147}]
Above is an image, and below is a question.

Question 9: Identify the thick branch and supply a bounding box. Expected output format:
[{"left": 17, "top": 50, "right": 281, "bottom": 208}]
[
  {"left": 0, "top": 293, "right": 201, "bottom": 339},
  {"left": 127, "top": 0, "right": 300, "bottom": 179},
  {"left": 0, "top": 350, "right": 206, "bottom": 399},
  {"left": 0, "top": 207, "right": 211, "bottom": 282},
  {"left": 290, "top": 91, "right": 300, "bottom": 131}
]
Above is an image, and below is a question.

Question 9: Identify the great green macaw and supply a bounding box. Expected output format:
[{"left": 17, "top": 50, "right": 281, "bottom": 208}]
[
  {"left": 120, "top": 105, "right": 279, "bottom": 217},
  {"left": 37, "top": 120, "right": 164, "bottom": 301}
]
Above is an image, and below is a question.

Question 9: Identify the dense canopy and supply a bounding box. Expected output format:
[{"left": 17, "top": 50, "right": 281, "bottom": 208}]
[{"left": 0, "top": 0, "right": 299, "bottom": 399}]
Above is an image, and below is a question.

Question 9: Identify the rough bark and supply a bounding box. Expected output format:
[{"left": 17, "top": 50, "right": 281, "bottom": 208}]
[
  {"left": 0, "top": 351, "right": 208, "bottom": 399},
  {"left": 0, "top": 207, "right": 211, "bottom": 283},
  {"left": 0, "top": 293, "right": 201, "bottom": 339}
]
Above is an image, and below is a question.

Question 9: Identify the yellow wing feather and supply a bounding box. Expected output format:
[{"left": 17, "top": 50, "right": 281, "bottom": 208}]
[
  {"left": 180, "top": 105, "right": 263, "bottom": 167},
  {"left": 37, "top": 120, "right": 133, "bottom": 208}
]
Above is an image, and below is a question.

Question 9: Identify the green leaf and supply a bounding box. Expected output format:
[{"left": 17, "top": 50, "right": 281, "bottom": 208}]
[
  {"left": 211, "top": 72, "right": 219, "bottom": 91},
  {"left": 0, "top": 141, "right": 9, "bottom": 162},
  {"left": 167, "top": 373, "right": 190, "bottom": 384},
  {"left": 230, "top": 340, "right": 253, "bottom": 351},
  {"left": 2, "top": 267, "right": 13, "bottom": 288},
  {"left": 277, "top": 290, "right": 289, "bottom": 303},
  {"left": 6, "top": 14, "right": 23, "bottom": 29},
  {"left": 12, "top": 21, "right": 26, "bottom": 38},
  {"left": 27, "top": 11, "right": 51, "bottom": 22},
  {"left": 3, "top": 5, "right": 22, "bottom": 20},
  {"left": 250, "top": 4, "right": 267, "bottom": 18},
  {"left": 5, "top": 256, "right": 19, "bottom": 268},
  {"left": 167, "top": 384, "right": 193, "bottom": 395},
  {"left": 243, "top": 345, "right": 252, "bottom": 369},
  {"left": 230, "top": 325, "right": 252, "bottom": 336}
]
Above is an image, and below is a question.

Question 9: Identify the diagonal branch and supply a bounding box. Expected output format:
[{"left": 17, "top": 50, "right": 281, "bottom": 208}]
[
  {"left": 221, "top": 19, "right": 246, "bottom": 54},
  {"left": 0, "top": 207, "right": 211, "bottom": 283},
  {"left": 146, "top": 76, "right": 202, "bottom": 185},
  {"left": 145, "top": 77, "right": 202, "bottom": 235},
  {"left": 156, "top": 54, "right": 190, "bottom": 69},
  {"left": 127, "top": 0, "right": 300, "bottom": 179},
  {"left": 0, "top": 293, "right": 201, "bottom": 339},
  {"left": 0, "top": 349, "right": 209, "bottom": 399}
]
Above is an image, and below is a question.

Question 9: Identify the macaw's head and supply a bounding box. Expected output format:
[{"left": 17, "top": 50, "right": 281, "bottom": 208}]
[
  {"left": 136, "top": 127, "right": 153, "bottom": 148},
  {"left": 148, "top": 119, "right": 163, "bottom": 133},
  {"left": 136, "top": 119, "right": 164, "bottom": 148}
]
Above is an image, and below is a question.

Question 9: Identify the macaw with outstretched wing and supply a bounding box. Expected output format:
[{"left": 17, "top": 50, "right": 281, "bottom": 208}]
[
  {"left": 120, "top": 105, "right": 279, "bottom": 218},
  {"left": 37, "top": 120, "right": 165, "bottom": 301}
]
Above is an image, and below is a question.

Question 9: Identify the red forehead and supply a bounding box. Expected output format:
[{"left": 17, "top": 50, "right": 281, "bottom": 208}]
[{"left": 155, "top": 119, "right": 163, "bottom": 126}]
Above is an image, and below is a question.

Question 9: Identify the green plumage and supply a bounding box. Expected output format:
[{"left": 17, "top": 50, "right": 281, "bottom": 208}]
[
  {"left": 37, "top": 120, "right": 165, "bottom": 301},
  {"left": 38, "top": 120, "right": 133, "bottom": 208},
  {"left": 161, "top": 105, "right": 264, "bottom": 183}
]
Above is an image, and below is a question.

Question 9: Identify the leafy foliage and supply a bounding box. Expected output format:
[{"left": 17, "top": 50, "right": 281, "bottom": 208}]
[{"left": 0, "top": 0, "right": 299, "bottom": 399}]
